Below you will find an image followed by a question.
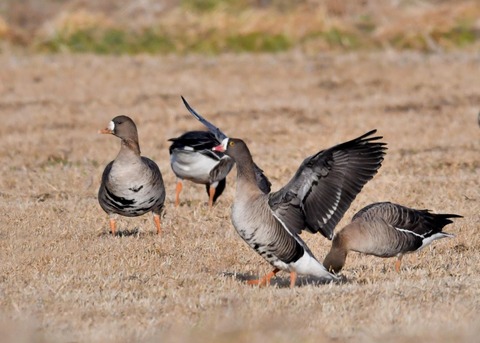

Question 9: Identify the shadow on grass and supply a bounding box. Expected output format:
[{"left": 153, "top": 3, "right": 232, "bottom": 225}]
[
  {"left": 97, "top": 228, "right": 159, "bottom": 238},
  {"left": 221, "top": 271, "right": 348, "bottom": 288}
]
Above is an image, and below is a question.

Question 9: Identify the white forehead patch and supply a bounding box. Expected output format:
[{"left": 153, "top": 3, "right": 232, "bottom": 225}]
[
  {"left": 108, "top": 121, "right": 115, "bottom": 131},
  {"left": 221, "top": 138, "right": 229, "bottom": 150}
]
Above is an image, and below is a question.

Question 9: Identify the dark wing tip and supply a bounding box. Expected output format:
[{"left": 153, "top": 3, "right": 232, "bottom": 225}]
[
  {"left": 181, "top": 95, "right": 201, "bottom": 121},
  {"left": 446, "top": 214, "right": 463, "bottom": 218},
  {"left": 180, "top": 96, "right": 228, "bottom": 142},
  {"left": 363, "top": 129, "right": 377, "bottom": 137},
  {"left": 343, "top": 129, "right": 386, "bottom": 147}
]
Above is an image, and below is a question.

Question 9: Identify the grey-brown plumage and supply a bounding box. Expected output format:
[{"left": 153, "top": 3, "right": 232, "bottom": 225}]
[
  {"left": 323, "top": 202, "right": 462, "bottom": 273},
  {"left": 213, "top": 131, "right": 386, "bottom": 287},
  {"left": 98, "top": 115, "right": 165, "bottom": 235},
  {"left": 182, "top": 96, "right": 386, "bottom": 287}
]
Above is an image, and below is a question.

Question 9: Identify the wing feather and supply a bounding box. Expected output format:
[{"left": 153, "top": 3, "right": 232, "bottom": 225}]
[{"left": 269, "top": 130, "right": 387, "bottom": 240}]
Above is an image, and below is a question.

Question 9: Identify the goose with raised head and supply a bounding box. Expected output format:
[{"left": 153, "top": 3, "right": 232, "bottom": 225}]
[
  {"left": 323, "top": 202, "right": 462, "bottom": 273},
  {"left": 182, "top": 96, "right": 387, "bottom": 288},
  {"left": 98, "top": 115, "right": 166, "bottom": 235}
]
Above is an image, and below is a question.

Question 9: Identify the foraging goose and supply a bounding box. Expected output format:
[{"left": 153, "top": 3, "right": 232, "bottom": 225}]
[
  {"left": 169, "top": 130, "right": 234, "bottom": 207},
  {"left": 323, "top": 202, "right": 462, "bottom": 273},
  {"left": 182, "top": 96, "right": 386, "bottom": 287},
  {"left": 98, "top": 115, "right": 166, "bottom": 235}
]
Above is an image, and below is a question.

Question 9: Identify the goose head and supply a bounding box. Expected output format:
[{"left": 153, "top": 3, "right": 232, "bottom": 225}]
[
  {"left": 99, "top": 115, "right": 139, "bottom": 142},
  {"left": 213, "top": 138, "right": 251, "bottom": 162}
]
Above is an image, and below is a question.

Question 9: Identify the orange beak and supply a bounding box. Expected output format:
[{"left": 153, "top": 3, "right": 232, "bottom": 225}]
[{"left": 99, "top": 128, "right": 114, "bottom": 134}]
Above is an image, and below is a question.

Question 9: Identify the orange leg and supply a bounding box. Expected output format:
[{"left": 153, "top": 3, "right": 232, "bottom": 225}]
[
  {"left": 395, "top": 255, "right": 403, "bottom": 273},
  {"left": 208, "top": 186, "right": 216, "bottom": 208},
  {"left": 247, "top": 268, "right": 280, "bottom": 287},
  {"left": 175, "top": 180, "right": 183, "bottom": 207},
  {"left": 289, "top": 271, "right": 297, "bottom": 288},
  {"left": 153, "top": 213, "right": 162, "bottom": 235},
  {"left": 109, "top": 218, "right": 116, "bottom": 235}
]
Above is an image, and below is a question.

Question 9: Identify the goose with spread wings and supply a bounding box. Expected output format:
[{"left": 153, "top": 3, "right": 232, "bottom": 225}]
[{"left": 181, "top": 96, "right": 387, "bottom": 287}]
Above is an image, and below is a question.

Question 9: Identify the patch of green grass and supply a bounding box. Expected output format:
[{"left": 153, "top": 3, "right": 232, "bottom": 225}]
[
  {"left": 299, "top": 28, "right": 366, "bottom": 50},
  {"left": 180, "top": 0, "right": 300, "bottom": 14},
  {"left": 63, "top": 29, "right": 97, "bottom": 53},
  {"left": 388, "top": 20, "right": 477, "bottom": 51},
  {"left": 35, "top": 19, "right": 478, "bottom": 55},
  {"left": 136, "top": 29, "right": 176, "bottom": 54},
  {"left": 181, "top": 0, "right": 248, "bottom": 13},
  {"left": 323, "top": 28, "right": 360, "bottom": 48},
  {"left": 225, "top": 32, "right": 291, "bottom": 53},
  {"left": 38, "top": 28, "right": 291, "bottom": 54},
  {"left": 38, "top": 29, "right": 176, "bottom": 54},
  {"left": 356, "top": 14, "right": 376, "bottom": 33},
  {"left": 439, "top": 23, "right": 476, "bottom": 47},
  {"left": 177, "top": 29, "right": 224, "bottom": 54}
]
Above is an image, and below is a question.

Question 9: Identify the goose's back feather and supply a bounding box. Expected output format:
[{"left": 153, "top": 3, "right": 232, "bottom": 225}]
[
  {"left": 345, "top": 202, "right": 461, "bottom": 256},
  {"left": 353, "top": 202, "right": 462, "bottom": 237},
  {"left": 169, "top": 130, "right": 234, "bottom": 185},
  {"left": 169, "top": 131, "right": 221, "bottom": 152}
]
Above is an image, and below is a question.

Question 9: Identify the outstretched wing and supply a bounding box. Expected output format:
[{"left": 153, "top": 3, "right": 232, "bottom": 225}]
[{"left": 269, "top": 130, "right": 386, "bottom": 240}]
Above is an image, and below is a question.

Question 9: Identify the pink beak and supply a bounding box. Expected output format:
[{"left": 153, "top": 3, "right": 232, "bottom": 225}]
[{"left": 213, "top": 144, "right": 225, "bottom": 152}]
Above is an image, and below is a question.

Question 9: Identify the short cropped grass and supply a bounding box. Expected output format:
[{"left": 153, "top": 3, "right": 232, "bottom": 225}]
[{"left": 0, "top": 51, "right": 479, "bottom": 342}]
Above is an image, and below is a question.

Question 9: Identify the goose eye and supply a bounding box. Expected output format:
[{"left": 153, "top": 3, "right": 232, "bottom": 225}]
[{"left": 229, "top": 141, "right": 235, "bottom": 147}]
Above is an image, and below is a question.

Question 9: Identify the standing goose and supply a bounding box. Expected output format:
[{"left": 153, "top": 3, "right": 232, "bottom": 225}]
[
  {"left": 98, "top": 115, "right": 166, "bottom": 235},
  {"left": 169, "top": 130, "right": 234, "bottom": 207},
  {"left": 323, "top": 202, "right": 462, "bottom": 273},
  {"left": 182, "top": 96, "right": 386, "bottom": 287}
]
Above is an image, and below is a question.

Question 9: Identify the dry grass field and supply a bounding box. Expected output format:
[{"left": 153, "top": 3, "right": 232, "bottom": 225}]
[
  {"left": 1, "top": 0, "right": 480, "bottom": 53},
  {"left": 0, "top": 50, "right": 479, "bottom": 343}
]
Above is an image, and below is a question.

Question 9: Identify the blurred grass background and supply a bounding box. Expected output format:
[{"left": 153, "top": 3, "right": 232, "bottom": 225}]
[{"left": 0, "top": 0, "right": 479, "bottom": 54}]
